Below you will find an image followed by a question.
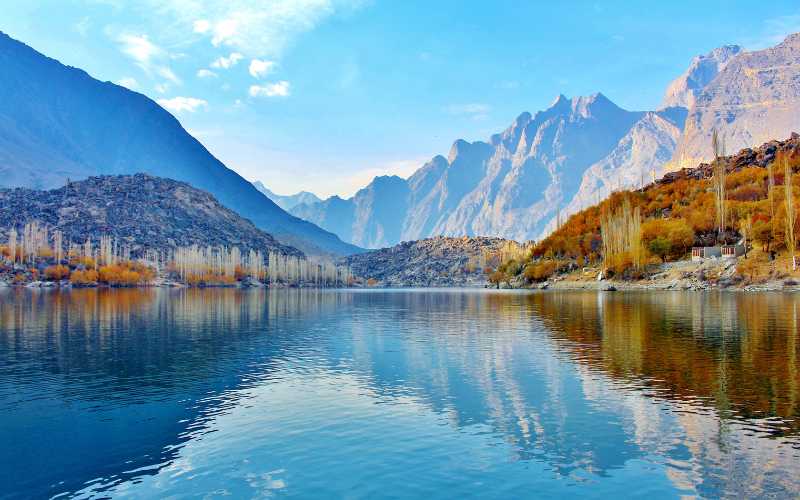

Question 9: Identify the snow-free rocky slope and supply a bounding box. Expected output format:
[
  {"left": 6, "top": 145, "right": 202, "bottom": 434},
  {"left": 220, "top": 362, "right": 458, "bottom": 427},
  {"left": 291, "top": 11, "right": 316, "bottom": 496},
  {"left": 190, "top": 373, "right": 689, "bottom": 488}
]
[
  {"left": 0, "top": 32, "right": 360, "bottom": 257},
  {"left": 291, "top": 33, "right": 800, "bottom": 246}
]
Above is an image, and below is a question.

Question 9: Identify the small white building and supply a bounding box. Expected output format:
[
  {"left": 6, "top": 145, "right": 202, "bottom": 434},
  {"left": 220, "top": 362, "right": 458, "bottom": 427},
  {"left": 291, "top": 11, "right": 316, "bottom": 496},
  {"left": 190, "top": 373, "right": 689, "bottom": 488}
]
[
  {"left": 721, "top": 245, "right": 745, "bottom": 259},
  {"left": 691, "top": 246, "right": 721, "bottom": 261}
]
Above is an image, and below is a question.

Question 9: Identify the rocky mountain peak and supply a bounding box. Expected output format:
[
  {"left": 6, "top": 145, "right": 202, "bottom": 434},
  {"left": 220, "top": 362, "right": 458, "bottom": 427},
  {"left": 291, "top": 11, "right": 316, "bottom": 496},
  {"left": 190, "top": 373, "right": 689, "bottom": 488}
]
[
  {"left": 779, "top": 32, "right": 800, "bottom": 48},
  {"left": 661, "top": 43, "right": 742, "bottom": 109},
  {"left": 673, "top": 31, "right": 800, "bottom": 168},
  {"left": 448, "top": 139, "right": 473, "bottom": 163},
  {"left": 570, "top": 92, "right": 615, "bottom": 117},
  {"left": 550, "top": 94, "right": 569, "bottom": 108}
]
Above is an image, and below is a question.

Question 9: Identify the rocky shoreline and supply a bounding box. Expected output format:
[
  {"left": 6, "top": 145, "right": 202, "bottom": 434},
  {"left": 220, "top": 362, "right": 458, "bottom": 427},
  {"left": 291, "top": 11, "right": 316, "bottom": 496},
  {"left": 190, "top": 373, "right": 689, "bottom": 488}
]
[{"left": 506, "top": 258, "right": 800, "bottom": 293}]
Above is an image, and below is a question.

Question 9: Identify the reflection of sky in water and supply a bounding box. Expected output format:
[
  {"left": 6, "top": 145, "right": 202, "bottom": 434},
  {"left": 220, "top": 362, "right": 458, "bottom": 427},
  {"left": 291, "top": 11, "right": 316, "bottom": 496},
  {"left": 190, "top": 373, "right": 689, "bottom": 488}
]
[{"left": 0, "top": 289, "right": 798, "bottom": 498}]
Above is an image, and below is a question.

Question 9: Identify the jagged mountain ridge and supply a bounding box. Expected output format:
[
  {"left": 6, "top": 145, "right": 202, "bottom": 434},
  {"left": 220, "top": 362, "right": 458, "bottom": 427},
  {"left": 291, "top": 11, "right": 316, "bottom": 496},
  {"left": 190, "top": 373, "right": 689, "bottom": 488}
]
[
  {"left": 286, "top": 33, "right": 800, "bottom": 247},
  {"left": 0, "top": 31, "right": 360, "bottom": 257},
  {"left": 0, "top": 174, "right": 303, "bottom": 257},
  {"left": 293, "top": 93, "right": 646, "bottom": 246}
]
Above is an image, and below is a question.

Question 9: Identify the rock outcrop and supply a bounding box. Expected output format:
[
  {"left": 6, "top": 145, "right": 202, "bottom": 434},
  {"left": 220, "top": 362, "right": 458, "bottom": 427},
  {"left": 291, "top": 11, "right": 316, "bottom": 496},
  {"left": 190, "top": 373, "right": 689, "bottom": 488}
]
[
  {"left": 661, "top": 45, "right": 742, "bottom": 109},
  {"left": 0, "top": 174, "right": 303, "bottom": 258},
  {"left": 343, "top": 236, "right": 511, "bottom": 287}
]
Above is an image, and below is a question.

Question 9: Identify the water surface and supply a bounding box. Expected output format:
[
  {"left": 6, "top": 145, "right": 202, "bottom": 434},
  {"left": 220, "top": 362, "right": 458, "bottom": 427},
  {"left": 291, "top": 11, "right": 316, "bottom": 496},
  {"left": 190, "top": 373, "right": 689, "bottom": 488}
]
[{"left": 1, "top": 288, "right": 799, "bottom": 498}]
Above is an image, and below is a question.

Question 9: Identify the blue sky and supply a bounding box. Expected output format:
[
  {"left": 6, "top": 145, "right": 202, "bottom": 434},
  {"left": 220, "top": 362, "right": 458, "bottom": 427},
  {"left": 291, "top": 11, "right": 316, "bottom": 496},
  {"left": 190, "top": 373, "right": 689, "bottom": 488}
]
[{"left": 4, "top": 1, "right": 800, "bottom": 198}]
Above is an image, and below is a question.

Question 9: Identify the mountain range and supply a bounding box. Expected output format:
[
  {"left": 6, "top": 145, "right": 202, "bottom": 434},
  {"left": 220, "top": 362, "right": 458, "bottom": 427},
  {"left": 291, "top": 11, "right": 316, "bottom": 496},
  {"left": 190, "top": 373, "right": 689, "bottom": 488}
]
[
  {"left": 0, "top": 31, "right": 360, "bottom": 257},
  {"left": 287, "top": 33, "right": 800, "bottom": 247}
]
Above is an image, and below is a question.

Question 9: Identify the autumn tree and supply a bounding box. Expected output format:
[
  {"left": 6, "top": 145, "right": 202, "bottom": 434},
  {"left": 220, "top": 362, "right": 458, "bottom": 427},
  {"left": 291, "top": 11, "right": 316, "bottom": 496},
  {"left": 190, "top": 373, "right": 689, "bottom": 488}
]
[
  {"left": 785, "top": 158, "right": 796, "bottom": 271},
  {"left": 711, "top": 129, "right": 727, "bottom": 243}
]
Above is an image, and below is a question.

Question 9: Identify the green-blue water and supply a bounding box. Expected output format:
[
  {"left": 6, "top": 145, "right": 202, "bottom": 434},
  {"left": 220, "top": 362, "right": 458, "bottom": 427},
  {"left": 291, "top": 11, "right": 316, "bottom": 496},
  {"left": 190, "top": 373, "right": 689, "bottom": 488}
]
[{"left": 1, "top": 288, "right": 799, "bottom": 498}]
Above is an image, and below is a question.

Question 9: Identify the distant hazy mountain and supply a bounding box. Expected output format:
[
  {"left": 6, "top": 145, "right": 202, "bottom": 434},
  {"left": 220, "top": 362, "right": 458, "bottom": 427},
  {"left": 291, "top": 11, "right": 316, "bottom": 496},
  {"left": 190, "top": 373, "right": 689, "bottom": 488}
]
[
  {"left": 252, "top": 181, "right": 321, "bottom": 211},
  {"left": 294, "top": 93, "right": 644, "bottom": 246},
  {"left": 293, "top": 33, "right": 800, "bottom": 246},
  {"left": 0, "top": 32, "right": 360, "bottom": 256},
  {"left": 674, "top": 33, "right": 800, "bottom": 168}
]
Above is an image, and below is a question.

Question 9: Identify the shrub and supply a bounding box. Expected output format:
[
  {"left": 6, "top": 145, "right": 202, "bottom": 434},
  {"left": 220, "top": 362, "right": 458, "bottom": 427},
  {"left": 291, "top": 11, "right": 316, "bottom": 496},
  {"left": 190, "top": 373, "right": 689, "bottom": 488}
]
[
  {"left": 641, "top": 218, "right": 694, "bottom": 260},
  {"left": 488, "top": 270, "right": 507, "bottom": 286},
  {"left": 70, "top": 269, "right": 99, "bottom": 286},
  {"left": 523, "top": 260, "right": 558, "bottom": 282},
  {"left": 648, "top": 237, "right": 671, "bottom": 262},
  {"left": 44, "top": 265, "right": 70, "bottom": 281}
]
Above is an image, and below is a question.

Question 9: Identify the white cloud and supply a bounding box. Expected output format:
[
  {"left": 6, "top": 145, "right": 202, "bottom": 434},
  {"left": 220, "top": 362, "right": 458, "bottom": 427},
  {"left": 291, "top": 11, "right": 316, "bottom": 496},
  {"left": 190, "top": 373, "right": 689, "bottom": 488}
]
[
  {"left": 157, "top": 96, "right": 208, "bottom": 113},
  {"left": 249, "top": 59, "right": 276, "bottom": 78},
  {"left": 193, "top": 19, "right": 211, "bottom": 34},
  {"left": 118, "top": 33, "right": 161, "bottom": 65},
  {"left": 116, "top": 77, "right": 139, "bottom": 90},
  {"left": 249, "top": 81, "right": 290, "bottom": 97},
  {"left": 196, "top": 68, "right": 218, "bottom": 78},
  {"left": 211, "top": 52, "right": 244, "bottom": 69},
  {"left": 144, "top": 0, "right": 369, "bottom": 58},
  {"left": 157, "top": 67, "right": 180, "bottom": 84},
  {"left": 116, "top": 33, "right": 181, "bottom": 85}
]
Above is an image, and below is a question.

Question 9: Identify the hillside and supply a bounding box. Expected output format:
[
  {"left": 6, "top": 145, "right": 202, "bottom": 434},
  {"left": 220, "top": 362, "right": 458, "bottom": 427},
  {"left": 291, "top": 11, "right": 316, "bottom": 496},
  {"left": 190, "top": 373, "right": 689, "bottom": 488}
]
[
  {"left": 0, "top": 31, "right": 359, "bottom": 257},
  {"left": 490, "top": 134, "right": 800, "bottom": 287},
  {"left": 343, "top": 236, "right": 523, "bottom": 287},
  {"left": 0, "top": 174, "right": 302, "bottom": 258}
]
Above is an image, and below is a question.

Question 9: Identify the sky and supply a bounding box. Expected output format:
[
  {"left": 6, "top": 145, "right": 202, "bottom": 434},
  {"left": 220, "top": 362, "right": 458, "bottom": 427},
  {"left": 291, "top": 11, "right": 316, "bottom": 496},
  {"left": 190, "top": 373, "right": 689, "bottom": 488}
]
[{"left": 3, "top": 1, "right": 800, "bottom": 199}]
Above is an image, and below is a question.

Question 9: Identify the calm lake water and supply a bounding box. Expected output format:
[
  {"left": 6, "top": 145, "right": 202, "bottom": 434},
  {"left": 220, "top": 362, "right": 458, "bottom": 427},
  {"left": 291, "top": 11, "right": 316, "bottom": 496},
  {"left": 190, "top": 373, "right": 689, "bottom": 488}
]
[{"left": 1, "top": 288, "right": 799, "bottom": 499}]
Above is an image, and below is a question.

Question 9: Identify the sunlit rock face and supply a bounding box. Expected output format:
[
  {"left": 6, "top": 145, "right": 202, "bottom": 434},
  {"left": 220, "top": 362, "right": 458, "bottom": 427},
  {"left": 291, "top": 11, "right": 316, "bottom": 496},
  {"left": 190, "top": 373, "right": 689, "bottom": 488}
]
[
  {"left": 295, "top": 94, "right": 643, "bottom": 245},
  {"left": 661, "top": 44, "right": 743, "bottom": 110},
  {"left": 549, "top": 109, "right": 685, "bottom": 235},
  {"left": 674, "top": 33, "right": 800, "bottom": 169}
]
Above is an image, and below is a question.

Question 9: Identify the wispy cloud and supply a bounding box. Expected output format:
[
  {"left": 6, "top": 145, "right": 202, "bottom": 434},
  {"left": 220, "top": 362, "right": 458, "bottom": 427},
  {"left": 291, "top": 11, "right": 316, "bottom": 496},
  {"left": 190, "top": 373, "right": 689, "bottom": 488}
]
[
  {"left": 196, "top": 68, "right": 218, "bottom": 78},
  {"left": 73, "top": 16, "right": 90, "bottom": 37},
  {"left": 116, "top": 33, "right": 181, "bottom": 87},
  {"left": 147, "top": 0, "right": 370, "bottom": 58},
  {"left": 210, "top": 52, "right": 244, "bottom": 69},
  {"left": 157, "top": 96, "right": 208, "bottom": 113},
  {"left": 249, "top": 59, "right": 276, "bottom": 78},
  {"left": 444, "top": 103, "right": 492, "bottom": 115},
  {"left": 444, "top": 103, "right": 492, "bottom": 120},
  {"left": 249, "top": 81, "right": 291, "bottom": 97}
]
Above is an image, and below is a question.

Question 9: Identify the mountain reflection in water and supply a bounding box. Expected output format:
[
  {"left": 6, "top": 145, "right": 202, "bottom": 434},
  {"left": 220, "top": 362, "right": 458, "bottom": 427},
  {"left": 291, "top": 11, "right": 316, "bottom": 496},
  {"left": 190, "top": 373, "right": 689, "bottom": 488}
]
[{"left": 0, "top": 288, "right": 798, "bottom": 498}]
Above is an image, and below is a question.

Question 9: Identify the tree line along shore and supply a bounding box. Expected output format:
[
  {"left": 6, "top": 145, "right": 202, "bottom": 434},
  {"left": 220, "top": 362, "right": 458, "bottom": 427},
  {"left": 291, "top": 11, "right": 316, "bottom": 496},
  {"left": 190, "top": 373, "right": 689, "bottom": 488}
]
[{"left": 0, "top": 221, "right": 353, "bottom": 288}]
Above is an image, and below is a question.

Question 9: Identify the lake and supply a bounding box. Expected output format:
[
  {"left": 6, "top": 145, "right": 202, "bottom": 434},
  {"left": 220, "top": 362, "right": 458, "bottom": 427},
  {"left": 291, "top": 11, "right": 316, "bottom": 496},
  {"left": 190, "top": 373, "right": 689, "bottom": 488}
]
[{"left": 1, "top": 288, "right": 799, "bottom": 499}]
